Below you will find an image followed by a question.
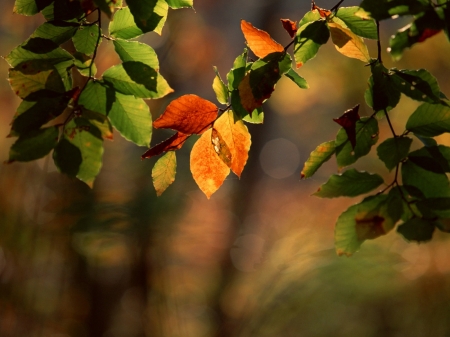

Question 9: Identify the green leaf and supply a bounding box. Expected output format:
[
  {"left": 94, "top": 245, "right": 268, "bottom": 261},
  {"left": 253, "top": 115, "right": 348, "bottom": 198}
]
[
  {"left": 209, "top": 67, "right": 228, "bottom": 105},
  {"left": 365, "top": 61, "right": 401, "bottom": 112},
  {"left": 335, "top": 6, "right": 377, "bottom": 39},
  {"left": 13, "top": 0, "right": 53, "bottom": 15},
  {"left": 243, "top": 107, "right": 264, "bottom": 124},
  {"left": 407, "top": 146, "right": 450, "bottom": 173},
  {"left": 314, "top": 168, "right": 383, "bottom": 198},
  {"left": 230, "top": 90, "right": 263, "bottom": 123},
  {"left": 108, "top": 92, "right": 152, "bottom": 146},
  {"left": 9, "top": 60, "right": 66, "bottom": 99},
  {"left": 78, "top": 80, "right": 115, "bottom": 115},
  {"left": 165, "top": 0, "right": 193, "bottom": 8},
  {"left": 359, "top": 0, "right": 430, "bottom": 21},
  {"left": 377, "top": 136, "right": 412, "bottom": 171},
  {"left": 5, "top": 44, "right": 73, "bottom": 68},
  {"left": 397, "top": 217, "right": 435, "bottom": 242},
  {"left": 126, "top": 0, "right": 169, "bottom": 35},
  {"left": 284, "top": 69, "right": 309, "bottom": 89},
  {"left": 294, "top": 20, "right": 329, "bottom": 68},
  {"left": 389, "top": 68, "right": 441, "bottom": 103},
  {"left": 103, "top": 63, "right": 173, "bottom": 99},
  {"left": 335, "top": 117, "right": 379, "bottom": 168},
  {"left": 301, "top": 140, "right": 335, "bottom": 179},
  {"left": 109, "top": 7, "right": 143, "bottom": 39},
  {"left": 335, "top": 191, "right": 402, "bottom": 256},
  {"left": 31, "top": 21, "right": 79, "bottom": 45},
  {"left": 73, "top": 25, "right": 101, "bottom": 55},
  {"left": 152, "top": 151, "right": 177, "bottom": 196},
  {"left": 73, "top": 52, "right": 97, "bottom": 77},
  {"left": 227, "top": 49, "right": 247, "bottom": 91},
  {"left": 8, "top": 126, "right": 58, "bottom": 162},
  {"left": 54, "top": 117, "right": 104, "bottom": 187},
  {"left": 113, "top": 39, "right": 159, "bottom": 69},
  {"left": 402, "top": 159, "right": 450, "bottom": 198},
  {"left": 298, "top": 10, "right": 321, "bottom": 27},
  {"left": 406, "top": 101, "right": 450, "bottom": 137}
]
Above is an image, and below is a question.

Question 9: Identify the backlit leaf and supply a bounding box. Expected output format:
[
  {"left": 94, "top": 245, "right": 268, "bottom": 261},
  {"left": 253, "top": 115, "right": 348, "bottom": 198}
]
[
  {"left": 294, "top": 20, "right": 329, "bottom": 68},
  {"left": 335, "top": 117, "right": 379, "bottom": 168},
  {"left": 281, "top": 19, "right": 297, "bottom": 38},
  {"left": 8, "top": 126, "right": 58, "bottom": 162},
  {"left": 299, "top": 10, "right": 321, "bottom": 27},
  {"left": 328, "top": 22, "right": 370, "bottom": 62},
  {"left": 190, "top": 129, "right": 230, "bottom": 199},
  {"left": 165, "top": 0, "right": 193, "bottom": 8},
  {"left": 73, "top": 24, "right": 100, "bottom": 55},
  {"left": 397, "top": 217, "right": 435, "bottom": 242},
  {"left": 389, "top": 68, "right": 441, "bottom": 103},
  {"left": 108, "top": 92, "right": 152, "bottom": 146},
  {"left": 141, "top": 132, "right": 189, "bottom": 159},
  {"left": 31, "top": 21, "right": 79, "bottom": 45},
  {"left": 14, "top": 0, "right": 53, "bottom": 15},
  {"left": 333, "top": 104, "right": 361, "bottom": 149},
  {"left": 109, "top": 7, "right": 143, "bottom": 39},
  {"left": 406, "top": 101, "right": 450, "bottom": 137},
  {"left": 213, "top": 111, "right": 251, "bottom": 177},
  {"left": 335, "top": 203, "right": 362, "bottom": 256},
  {"left": 284, "top": 69, "right": 309, "bottom": 89},
  {"left": 301, "top": 140, "right": 336, "bottom": 179},
  {"left": 5, "top": 43, "right": 73, "bottom": 68},
  {"left": 152, "top": 151, "right": 176, "bottom": 196},
  {"left": 335, "top": 6, "right": 377, "bottom": 39},
  {"left": 153, "top": 95, "right": 217, "bottom": 134},
  {"left": 113, "top": 39, "right": 159, "bottom": 69},
  {"left": 377, "top": 136, "right": 412, "bottom": 171},
  {"left": 313, "top": 169, "right": 383, "bottom": 198},
  {"left": 73, "top": 52, "right": 96, "bottom": 77},
  {"left": 227, "top": 49, "right": 247, "bottom": 91},
  {"left": 212, "top": 66, "right": 229, "bottom": 105},
  {"left": 358, "top": 0, "right": 430, "bottom": 21},
  {"left": 240, "top": 20, "right": 284, "bottom": 58},
  {"left": 78, "top": 80, "right": 115, "bottom": 115},
  {"left": 127, "top": 0, "right": 168, "bottom": 35}
]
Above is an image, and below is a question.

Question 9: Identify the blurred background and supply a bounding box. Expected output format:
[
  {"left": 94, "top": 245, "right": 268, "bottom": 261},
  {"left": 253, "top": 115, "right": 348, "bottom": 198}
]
[{"left": 2, "top": 0, "right": 450, "bottom": 336}]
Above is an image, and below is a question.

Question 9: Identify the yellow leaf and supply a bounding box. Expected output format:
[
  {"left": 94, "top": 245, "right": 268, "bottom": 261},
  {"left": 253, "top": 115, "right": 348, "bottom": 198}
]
[
  {"left": 328, "top": 22, "right": 370, "bottom": 62},
  {"left": 190, "top": 129, "right": 230, "bottom": 198},
  {"left": 152, "top": 151, "right": 177, "bottom": 196},
  {"left": 213, "top": 111, "right": 251, "bottom": 177}
]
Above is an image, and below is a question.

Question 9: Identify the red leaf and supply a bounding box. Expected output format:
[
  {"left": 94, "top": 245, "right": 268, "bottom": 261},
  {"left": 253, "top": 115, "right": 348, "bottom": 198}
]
[
  {"left": 141, "top": 132, "right": 189, "bottom": 159},
  {"left": 312, "top": 1, "right": 332, "bottom": 18},
  {"left": 241, "top": 20, "right": 284, "bottom": 58},
  {"left": 417, "top": 28, "right": 441, "bottom": 42},
  {"left": 281, "top": 19, "right": 297, "bottom": 38},
  {"left": 333, "top": 104, "right": 360, "bottom": 148},
  {"left": 153, "top": 94, "right": 218, "bottom": 134}
]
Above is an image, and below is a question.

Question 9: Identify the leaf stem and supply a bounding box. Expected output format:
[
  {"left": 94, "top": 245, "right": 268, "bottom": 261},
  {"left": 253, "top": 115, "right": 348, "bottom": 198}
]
[
  {"left": 330, "top": 0, "right": 345, "bottom": 12},
  {"left": 376, "top": 20, "right": 382, "bottom": 63},
  {"left": 284, "top": 39, "right": 295, "bottom": 52},
  {"left": 384, "top": 108, "right": 397, "bottom": 137}
]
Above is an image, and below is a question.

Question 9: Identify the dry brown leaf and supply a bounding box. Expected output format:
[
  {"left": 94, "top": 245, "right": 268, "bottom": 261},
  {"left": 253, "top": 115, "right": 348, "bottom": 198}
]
[
  {"left": 153, "top": 94, "right": 218, "bottom": 134},
  {"left": 190, "top": 129, "right": 230, "bottom": 198},
  {"left": 213, "top": 111, "right": 251, "bottom": 177},
  {"left": 328, "top": 22, "right": 370, "bottom": 62},
  {"left": 241, "top": 20, "right": 284, "bottom": 58},
  {"left": 281, "top": 19, "right": 297, "bottom": 38},
  {"left": 141, "top": 132, "right": 189, "bottom": 159}
]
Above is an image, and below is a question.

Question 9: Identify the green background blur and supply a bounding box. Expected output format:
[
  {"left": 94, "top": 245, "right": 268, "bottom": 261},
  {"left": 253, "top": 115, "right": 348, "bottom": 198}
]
[{"left": 2, "top": 0, "right": 450, "bottom": 336}]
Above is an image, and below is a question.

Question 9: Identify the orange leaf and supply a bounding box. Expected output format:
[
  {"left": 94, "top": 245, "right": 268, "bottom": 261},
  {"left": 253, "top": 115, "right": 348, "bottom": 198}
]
[
  {"left": 141, "top": 132, "right": 189, "bottom": 159},
  {"left": 190, "top": 128, "right": 230, "bottom": 198},
  {"left": 153, "top": 94, "right": 218, "bottom": 134},
  {"left": 213, "top": 111, "right": 251, "bottom": 177},
  {"left": 328, "top": 22, "right": 370, "bottom": 62},
  {"left": 241, "top": 20, "right": 284, "bottom": 58},
  {"left": 312, "top": 1, "right": 332, "bottom": 18},
  {"left": 281, "top": 19, "right": 297, "bottom": 38}
]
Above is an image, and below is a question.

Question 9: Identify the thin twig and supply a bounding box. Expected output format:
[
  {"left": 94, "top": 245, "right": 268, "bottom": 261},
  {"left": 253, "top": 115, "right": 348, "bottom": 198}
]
[
  {"left": 384, "top": 108, "right": 397, "bottom": 137},
  {"left": 330, "top": 0, "right": 345, "bottom": 12},
  {"left": 376, "top": 20, "right": 382, "bottom": 63}
]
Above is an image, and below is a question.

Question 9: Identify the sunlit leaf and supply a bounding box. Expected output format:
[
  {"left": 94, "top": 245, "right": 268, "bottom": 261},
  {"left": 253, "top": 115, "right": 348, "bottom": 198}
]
[
  {"left": 165, "top": 0, "right": 193, "bottom": 8},
  {"left": 73, "top": 52, "right": 96, "bottom": 77},
  {"left": 73, "top": 24, "right": 100, "bottom": 56},
  {"left": 14, "top": 0, "right": 53, "bottom": 15},
  {"left": 78, "top": 80, "right": 115, "bottom": 115},
  {"left": 109, "top": 7, "right": 143, "bottom": 39},
  {"left": 314, "top": 169, "right": 383, "bottom": 198},
  {"left": 108, "top": 92, "right": 152, "bottom": 146},
  {"left": 31, "top": 21, "right": 79, "bottom": 45},
  {"left": 294, "top": 19, "right": 329, "bottom": 68},
  {"left": 280, "top": 19, "right": 297, "bottom": 38},
  {"left": 127, "top": 0, "right": 168, "bottom": 35},
  {"left": 406, "top": 101, "right": 450, "bottom": 137},
  {"left": 213, "top": 110, "right": 251, "bottom": 177},
  {"left": 190, "top": 128, "right": 230, "bottom": 199},
  {"left": 358, "top": 0, "right": 430, "bottom": 21},
  {"left": 8, "top": 126, "right": 58, "bottom": 162},
  {"left": 5, "top": 43, "right": 73, "bottom": 68},
  {"left": 240, "top": 20, "right": 284, "bottom": 58},
  {"left": 284, "top": 69, "right": 309, "bottom": 89},
  {"left": 335, "top": 6, "right": 377, "bottom": 39},
  {"left": 242, "top": 106, "right": 264, "bottom": 124},
  {"left": 377, "top": 136, "right": 412, "bottom": 171},
  {"left": 299, "top": 10, "right": 321, "bottom": 27},
  {"left": 212, "top": 66, "right": 229, "bottom": 105},
  {"left": 328, "top": 22, "right": 371, "bottom": 62},
  {"left": 152, "top": 151, "right": 176, "bottom": 196},
  {"left": 113, "top": 39, "right": 159, "bottom": 69},
  {"left": 301, "top": 140, "right": 335, "bottom": 179},
  {"left": 397, "top": 217, "right": 435, "bottom": 242},
  {"left": 389, "top": 68, "right": 441, "bottom": 103},
  {"left": 141, "top": 132, "right": 189, "bottom": 159},
  {"left": 227, "top": 49, "right": 247, "bottom": 91},
  {"left": 154, "top": 95, "right": 217, "bottom": 135},
  {"left": 335, "top": 117, "right": 379, "bottom": 168}
]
